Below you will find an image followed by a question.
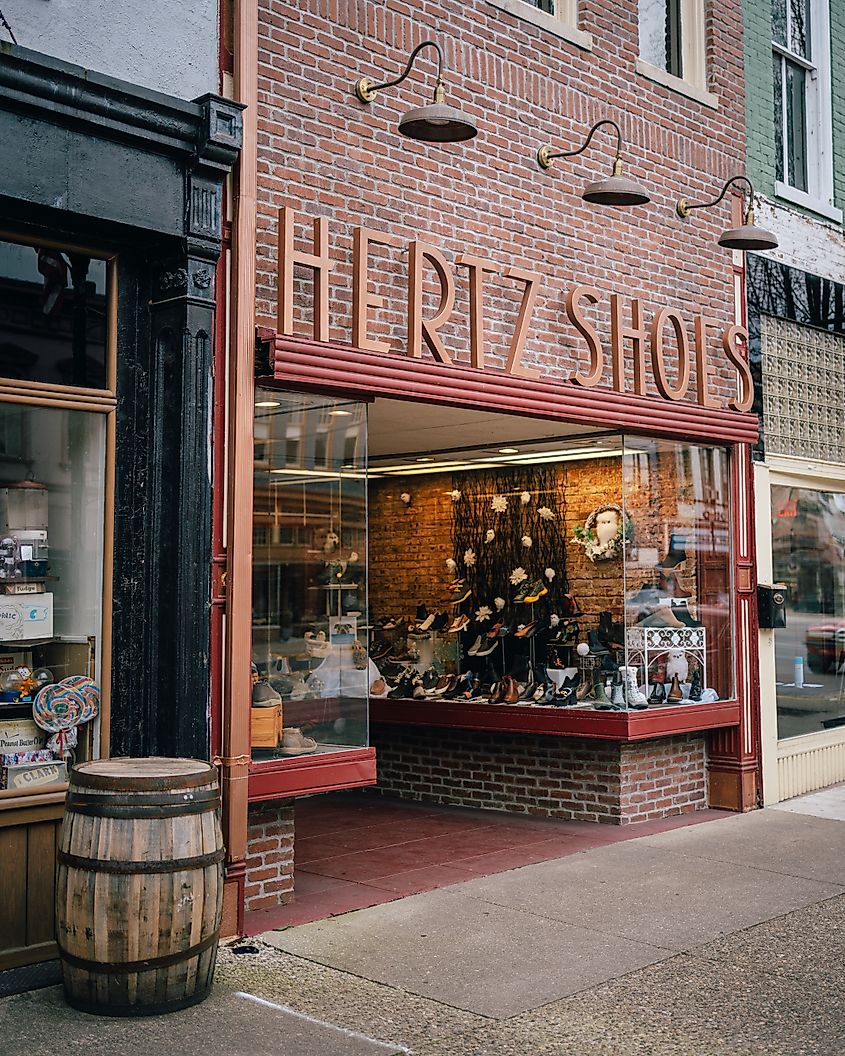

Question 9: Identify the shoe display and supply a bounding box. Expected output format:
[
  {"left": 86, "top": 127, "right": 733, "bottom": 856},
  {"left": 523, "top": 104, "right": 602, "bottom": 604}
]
[
  {"left": 561, "top": 594, "right": 584, "bottom": 618},
  {"left": 670, "top": 600, "right": 703, "bottom": 628},
  {"left": 252, "top": 681, "right": 281, "bottom": 707},
  {"left": 558, "top": 621, "right": 580, "bottom": 645},
  {"left": 531, "top": 683, "right": 556, "bottom": 706},
  {"left": 514, "top": 621, "right": 536, "bottom": 639},
  {"left": 620, "top": 666, "right": 648, "bottom": 708},
  {"left": 522, "top": 580, "right": 549, "bottom": 604},
  {"left": 666, "top": 673, "right": 684, "bottom": 702},
  {"left": 431, "top": 611, "right": 450, "bottom": 631},
  {"left": 474, "top": 637, "right": 500, "bottom": 657},
  {"left": 587, "top": 630, "right": 610, "bottom": 655},
  {"left": 416, "top": 602, "right": 428, "bottom": 621},
  {"left": 609, "top": 671, "right": 625, "bottom": 707},
  {"left": 448, "top": 614, "right": 470, "bottom": 633},
  {"left": 637, "top": 606, "right": 684, "bottom": 628},
  {"left": 591, "top": 677, "right": 611, "bottom": 706},
  {"left": 656, "top": 535, "right": 687, "bottom": 570},
  {"left": 279, "top": 727, "right": 318, "bottom": 756},
  {"left": 467, "top": 635, "right": 484, "bottom": 656},
  {"left": 448, "top": 582, "right": 472, "bottom": 604},
  {"left": 407, "top": 626, "right": 432, "bottom": 640},
  {"left": 418, "top": 612, "right": 436, "bottom": 631},
  {"left": 688, "top": 666, "right": 703, "bottom": 702}
]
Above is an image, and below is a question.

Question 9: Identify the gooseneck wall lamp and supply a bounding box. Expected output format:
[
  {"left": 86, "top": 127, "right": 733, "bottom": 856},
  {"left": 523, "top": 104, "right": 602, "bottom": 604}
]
[
  {"left": 676, "top": 176, "right": 779, "bottom": 251},
  {"left": 354, "top": 41, "right": 477, "bottom": 144},
  {"left": 536, "top": 119, "right": 650, "bottom": 207}
]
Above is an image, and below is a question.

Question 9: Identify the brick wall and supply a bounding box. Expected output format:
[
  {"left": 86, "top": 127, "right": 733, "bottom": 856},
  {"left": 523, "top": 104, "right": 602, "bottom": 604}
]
[
  {"left": 245, "top": 803, "right": 295, "bottom": 911},
  {"left": 370, "top": 723, "right": 707, "bottom": 823},
  {"left": 255, "top": 0, "right": 747, "bottom": 405}
]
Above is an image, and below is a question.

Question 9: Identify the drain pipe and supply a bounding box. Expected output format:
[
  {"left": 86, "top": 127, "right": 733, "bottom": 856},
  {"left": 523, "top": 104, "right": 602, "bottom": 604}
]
[{"left": 220, "top": 0, "right": 257, "bottom": 936}]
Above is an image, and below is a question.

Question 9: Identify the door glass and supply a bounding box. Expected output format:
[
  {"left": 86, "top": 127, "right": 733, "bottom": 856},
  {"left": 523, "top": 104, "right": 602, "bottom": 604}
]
[
  {"left": 251, "top": 389, "right": 368, "bottom": 761},
  {"left": 772, "top": 484, "right": 845, "bottom": 738}
]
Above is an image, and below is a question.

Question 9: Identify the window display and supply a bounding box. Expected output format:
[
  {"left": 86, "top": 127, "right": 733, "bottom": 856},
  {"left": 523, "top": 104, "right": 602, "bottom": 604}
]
[
  {"left": 0, "top": 402, "right": 106, "bottom": 788},
  {"left": 251, "top": 394, "right": 736, "bottom": 752}
]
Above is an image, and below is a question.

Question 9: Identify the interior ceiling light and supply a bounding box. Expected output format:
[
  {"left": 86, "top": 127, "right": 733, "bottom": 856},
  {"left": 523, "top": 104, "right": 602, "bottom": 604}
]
[
  {"left": 498, "top": 447, "right": 520, "bottom": 454},
  {"left": 354, "top": 41, "right": 477, "bottom": 144},
  {"left": 536, "top": 119, "right": 650, "bottom": 207},
  {"left": 676, "top": 175, "right": 778, "bottom": 251},
  {"left": 255, "top": 400, "right": 281, "bottom": 408},
  {"left": 328, "top": 409, "right": 353, "bottom": 417},
  {"left": 415, "top": 456, "right": 436, "bottom": 462}
]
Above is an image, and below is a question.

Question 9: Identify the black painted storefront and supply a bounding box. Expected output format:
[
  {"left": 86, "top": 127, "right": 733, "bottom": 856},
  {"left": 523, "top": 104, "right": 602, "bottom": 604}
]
[{"left": 0, "top": 43, "right": 242, "bottom": 758}]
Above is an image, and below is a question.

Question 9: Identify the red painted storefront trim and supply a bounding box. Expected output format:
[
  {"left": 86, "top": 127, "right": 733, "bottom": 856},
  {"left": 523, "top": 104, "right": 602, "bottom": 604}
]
[
  {"left": 268, "top": 336, "right": 759, "bottom": 446},
  {"left": 248, "top": 747, "right": 377, "bottom": 801},
  {"left": 370, "top": 699, "right": 741, "bottom": 740}
]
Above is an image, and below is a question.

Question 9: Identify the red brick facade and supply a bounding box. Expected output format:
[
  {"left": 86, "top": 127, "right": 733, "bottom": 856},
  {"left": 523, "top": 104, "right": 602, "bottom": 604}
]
[
  {"left": 245, "top": 803, "right": 296, "bottom": 911},
  {"left": 370, "top": 724, "right": 706, "bottom": 824},
  {"left": 256, "top": 0, "right": 746, "bottom": 403}
]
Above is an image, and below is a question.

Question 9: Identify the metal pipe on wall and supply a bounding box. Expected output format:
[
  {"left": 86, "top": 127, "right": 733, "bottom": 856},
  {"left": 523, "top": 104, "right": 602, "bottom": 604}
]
[{"left": 219, "top": 0, "right": 258, "bottom": 936}]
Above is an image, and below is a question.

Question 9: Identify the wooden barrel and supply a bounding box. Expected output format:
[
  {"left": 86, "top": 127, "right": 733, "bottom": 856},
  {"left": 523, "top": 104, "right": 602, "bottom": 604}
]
[{"left": 56, "top": 757, "right": 224, "bottom": 1016}]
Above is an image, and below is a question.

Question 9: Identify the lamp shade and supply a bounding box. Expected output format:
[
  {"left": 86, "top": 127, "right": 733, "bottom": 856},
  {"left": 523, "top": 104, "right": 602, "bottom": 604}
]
[
  {"left": 398, "top": 102, "right": 478, "bottom": 143},
  {"left": 717, "top": 223, "right": 779, "bottom": 251},
  {"left": 582, "top": 174, "right": 651, "bottom": 207}
]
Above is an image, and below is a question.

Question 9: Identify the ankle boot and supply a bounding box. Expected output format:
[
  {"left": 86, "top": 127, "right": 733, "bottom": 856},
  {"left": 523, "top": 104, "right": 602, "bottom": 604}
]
[
  {"left": 610, "top": 672, "right": 625, "bottom": 707},
  {"left": 592, "top": 677, "right": 611, "bottom": 705},
  {"left": 620, "top": 666, "right": 648, "bottom": 708},
  {"left": 648, "top": 679, "right": 666, "bottom": 704},
  {"left": 588, "top": 630, "right": 610, "bottom": 655},
  {"left": 667, "top": 673, "right": 684, "bottom": 702},
  {"left": 688, "top": 666, "right": 703, "bottom": 701}
]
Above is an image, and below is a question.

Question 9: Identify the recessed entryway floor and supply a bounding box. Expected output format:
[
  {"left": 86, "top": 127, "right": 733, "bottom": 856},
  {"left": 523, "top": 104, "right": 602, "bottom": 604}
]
[{"left": 244, "top": 792, "right": 729, "bottom": 935}]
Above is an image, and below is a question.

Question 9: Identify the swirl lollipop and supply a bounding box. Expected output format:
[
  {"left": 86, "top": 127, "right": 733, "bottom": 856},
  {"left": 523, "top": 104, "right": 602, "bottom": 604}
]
[{"left": 32, "top": 679, "right": 91, "bottom": 757}]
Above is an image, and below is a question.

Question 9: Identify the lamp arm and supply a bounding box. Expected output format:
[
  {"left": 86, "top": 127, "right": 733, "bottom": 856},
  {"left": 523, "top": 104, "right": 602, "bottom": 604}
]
[
  {"left": 543, "top": 119, "right": 623, "bottom": 164},
  {"left": 679, "top": 175, "right": 755, "bottom": 214},
  {"left": 370, "top": 41, "right": 445, "bottom": 96}
]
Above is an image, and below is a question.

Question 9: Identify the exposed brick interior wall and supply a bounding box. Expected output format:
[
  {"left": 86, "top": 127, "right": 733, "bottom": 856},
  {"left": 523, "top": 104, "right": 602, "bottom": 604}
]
[
  {"left": 255, "top": 0, "right": 747, "bottom": 406},
  {"left": 370, "top": 723, "right": 707, "bottom": 824},
  {"left": 245, "top": 803, "right": 295, "bottom": 911}
]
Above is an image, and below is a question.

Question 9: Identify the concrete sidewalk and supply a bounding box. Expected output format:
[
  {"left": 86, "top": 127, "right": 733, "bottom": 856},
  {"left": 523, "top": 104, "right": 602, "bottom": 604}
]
[{"left": 4, "top": 791, "right": 845, "bottom": 1055}]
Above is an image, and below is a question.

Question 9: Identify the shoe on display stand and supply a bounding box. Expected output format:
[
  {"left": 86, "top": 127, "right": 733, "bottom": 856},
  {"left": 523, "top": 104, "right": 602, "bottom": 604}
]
[
  {"left": 688, "top": 666, "right": 703, "bottom": 701},
  {"left": 656, "top": 535, "right": 687, "bottom": 570},
  {"left": 637, "top": 606, "right": 684, "bottom": 628},
  {"left": 587, "top": 630, "right": 610, "bottom": 655},
  {"left": 620, "top": 665, "right": 648, "bottom": 708},
  {"left": 648, "top": 679, "right": 666, "bottom": 704},
  {"left": 670, "top": 600, "right": 703, "bottom": 628},
  {"left": 475, "top": 638, "right": 500, "bottom": 658},
  {"left": 522, "top": 580, "right": 548, "bottom": 604},
  {"left": 448, "top": 582, "right": 472, "bottom": 604},
  {"left": 561, "top": 594, "right": 584, "bottom": 617},
  {"left": 666, "top": 673, "right": 684, "bottom": 702},
  {"left": 609, "top": 671, "right": 625, "bottom": 707},
  {"left": 280, "top": 728, "right": 318, "bottom": 756}
]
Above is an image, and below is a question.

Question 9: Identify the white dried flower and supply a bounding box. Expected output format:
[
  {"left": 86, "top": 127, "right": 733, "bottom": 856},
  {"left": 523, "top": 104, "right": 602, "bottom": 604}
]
[
  {"left": 446, "top": 558, "right": 457, "bottom": 573},
  {"left": 349, "top": 551, "right": 359, "bottom": 563},
  {"left": 491, "top": 495, "right": 508, "bottom": 513},
  {"left": 464, "top": 548, "right": 476, "bottom": 567},
  {"left": 509, "top": 566, "right": 528, "bottom": 585},
  {"left": 494, "top": 596, "right": 506, "bottom": 611},
  {"left": 448, "top": 489, "right": 462, "bottom": 502},
  {"left": 538, "top": 506, "right": 555, "bottom": 521},
  {"left": 475, "top": 605, "right": 492, "bottom": 622},
  {"left": 549, "top": 613, "right": 560, "bottom": 627},
  {"left": 520, "top": 491, "right": 532, "bottom": 505},
  {"left": 545, "top": 567, "right": 556, "bottom": 581},
  {"left": 400, "top": 492, "right": 411, "bottom": 504},
  {"left": 485, "top": 529, "right": 495, "bottom": 543},
  {"left": 521, "top": 535, "right": 533, "bottom": 548}
]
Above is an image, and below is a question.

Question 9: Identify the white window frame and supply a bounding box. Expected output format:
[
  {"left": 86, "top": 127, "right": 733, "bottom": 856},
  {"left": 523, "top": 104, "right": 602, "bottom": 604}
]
[
  {"left": 484, "top": 0, "right": 592, "bottom": 51},
  {"left": 636, "top": 0, "right": 715, "bottom": 106},
  {"left": 773, "top": 0, "right": 837, "bottom": 216}
]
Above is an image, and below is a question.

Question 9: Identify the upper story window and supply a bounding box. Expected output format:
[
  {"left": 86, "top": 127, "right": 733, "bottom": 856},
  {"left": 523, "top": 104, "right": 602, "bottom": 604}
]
[
  {"left": 772, "top": 0, "right": 836, "bottom": 212},
  {"left": 485, "top": 0, "right": 589, "bottom": 50},
  {"left": 638, "top": 0, "right": 707, "bottom": 92}
]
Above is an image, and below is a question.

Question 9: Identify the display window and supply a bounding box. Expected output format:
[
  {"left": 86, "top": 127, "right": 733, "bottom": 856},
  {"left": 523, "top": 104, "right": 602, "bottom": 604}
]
[
  {"left": 0, "top": 236, "right": 113, "bottom": 794},
  {"left": 771, "top": 483, "right": 845, "bottom": 738},
  {"left": 251, "top": 390, "right": 735, "bottom": 760}
]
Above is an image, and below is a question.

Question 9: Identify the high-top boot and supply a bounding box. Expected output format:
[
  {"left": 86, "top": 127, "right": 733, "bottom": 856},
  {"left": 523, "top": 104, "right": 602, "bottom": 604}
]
[
  {"left": 592, "top": 675, "right": 611, "bottom": 705},
  {"left": 597, "top": 611, "right": 615, "bottom": 647},
  {"left": 688, "top": 666, "right": 703, "bottom": 702},
  {"left": 610, "top": 671, "right": 625, "bottom": 707},
  {"left": 620, "top": 666, "right": 648, "bottom": 708},
  {"left": 666, "top": 673, "right": 684, "bottom": 702}
]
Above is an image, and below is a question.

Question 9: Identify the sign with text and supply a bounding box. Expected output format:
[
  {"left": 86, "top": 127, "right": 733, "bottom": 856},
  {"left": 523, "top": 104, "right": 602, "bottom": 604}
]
[{"left": 277, "top": 207, "right": 753, "bottom": 413}]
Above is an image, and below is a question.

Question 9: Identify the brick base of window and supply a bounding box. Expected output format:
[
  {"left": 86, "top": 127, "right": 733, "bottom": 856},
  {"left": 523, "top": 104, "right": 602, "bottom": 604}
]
[
  {"left": 369, "top": 724, "right": 707, "bottom": 824},
  {"left": 245, "top": 803, "right": 295, "bottom": 912}
]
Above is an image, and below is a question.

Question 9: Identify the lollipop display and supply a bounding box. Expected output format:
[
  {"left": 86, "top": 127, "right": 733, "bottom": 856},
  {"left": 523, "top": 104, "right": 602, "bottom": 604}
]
[{"left": 32, "top": 676, "right": 100, "bottom": 758}]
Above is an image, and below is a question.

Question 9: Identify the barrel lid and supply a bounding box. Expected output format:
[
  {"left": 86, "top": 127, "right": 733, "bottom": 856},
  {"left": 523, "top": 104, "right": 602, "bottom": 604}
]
[{"left": 72, "top": 757, "right": 218, "bottom": 791}]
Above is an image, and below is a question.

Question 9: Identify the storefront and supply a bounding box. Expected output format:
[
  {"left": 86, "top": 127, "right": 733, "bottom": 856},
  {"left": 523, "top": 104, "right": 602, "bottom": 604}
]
[
  {"left": 0, "top": 45, "right": 241, "bottom": 973},
  {"left": 749, "top": 255, "right": 845, "bottom": 802}
]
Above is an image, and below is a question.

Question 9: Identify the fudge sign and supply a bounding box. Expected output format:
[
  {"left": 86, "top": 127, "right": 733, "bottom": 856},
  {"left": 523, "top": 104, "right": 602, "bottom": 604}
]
[{"left": 277, "top": 207, "right": 753, "bottom": 413}]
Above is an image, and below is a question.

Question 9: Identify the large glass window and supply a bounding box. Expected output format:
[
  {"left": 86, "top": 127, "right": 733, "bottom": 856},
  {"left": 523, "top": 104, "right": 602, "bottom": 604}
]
[
  {"left": 0, "top": 238, "right": 108, "bottom": 389},
  {"left": 772, "top": 483, "right": 845, "bottom": 739},
  {"left": 638, "top": 0, "right": 706, "bottom": 89},
  {"left": 0, "top": 402, "right": 106, "bottom": 784},
  {"left": 251, "top": 390, "right": 368, "bottom": 762}
]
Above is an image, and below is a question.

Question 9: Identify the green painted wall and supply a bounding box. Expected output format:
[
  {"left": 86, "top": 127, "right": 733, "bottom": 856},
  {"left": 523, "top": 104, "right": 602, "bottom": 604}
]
[{"left": 743, "top": 0, "right": 845, "bottom": 217}]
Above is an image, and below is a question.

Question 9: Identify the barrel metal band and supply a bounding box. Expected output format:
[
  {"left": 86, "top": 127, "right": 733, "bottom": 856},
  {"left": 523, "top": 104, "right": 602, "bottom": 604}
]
[
  {"left": 66, "top": 790, "right": 220, "bottom": 808},
  {"left": 58, "top": 932, "right": 219, "bottom": 973},
  {"left": 65, "top": 791, "right": 220, "bottom": 819},
  {"left": 57, "top": 848, "right": 225, "bottom": 874}
]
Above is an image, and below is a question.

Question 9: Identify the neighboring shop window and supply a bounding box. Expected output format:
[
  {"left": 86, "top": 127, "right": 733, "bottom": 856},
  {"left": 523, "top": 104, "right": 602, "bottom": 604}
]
[
  {"left": 0, "top": 405, "right": 107, "bottom": 786},
  {"left": 638, "top": 0, "right": 707, "bottom": 90},
  {"left": 771, "top": 483, "right": 845, "bottom": 739},
  {"left": 772, "top": 0, "right": 837, "bottom": 214},
  {"left": 0, "top": 238, "right": 108, "bottom": 389},
  {"left": 251, "top": 389, "right": 368, "bottom": 762}
]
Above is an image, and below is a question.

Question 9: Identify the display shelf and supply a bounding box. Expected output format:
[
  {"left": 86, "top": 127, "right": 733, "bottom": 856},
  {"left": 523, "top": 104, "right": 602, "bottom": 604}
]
[
  {"left": 248, "top": 746, "right": 377, "bottom": 801},
  {"left": 625, "top": 624, "right": 707, "bottom": 688},
  {"left": 369, "top": 696, "right": 741, "bottom": 741}
]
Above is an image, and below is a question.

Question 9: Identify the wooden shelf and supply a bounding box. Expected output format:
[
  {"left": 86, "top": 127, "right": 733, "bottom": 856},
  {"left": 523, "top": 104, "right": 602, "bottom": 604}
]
[{"left": 369, "top": 697, "right": 741, "bottom": 741}]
